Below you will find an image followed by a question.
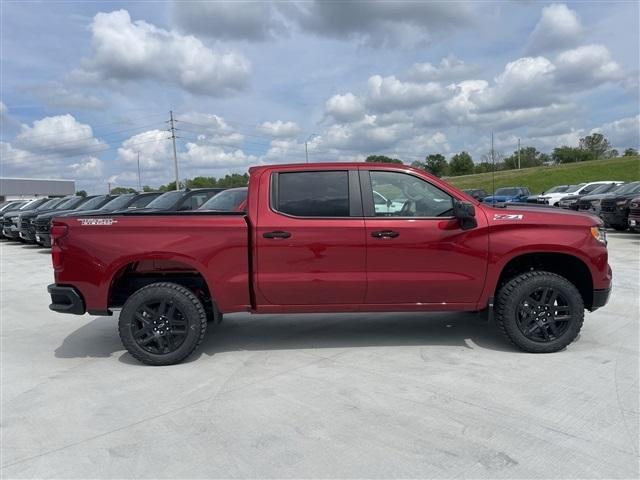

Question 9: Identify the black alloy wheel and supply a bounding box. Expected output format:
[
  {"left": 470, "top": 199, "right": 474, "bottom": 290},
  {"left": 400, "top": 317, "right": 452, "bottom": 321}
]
[{"left": 516, "top": 287, "right": 572, "bottom": 342}]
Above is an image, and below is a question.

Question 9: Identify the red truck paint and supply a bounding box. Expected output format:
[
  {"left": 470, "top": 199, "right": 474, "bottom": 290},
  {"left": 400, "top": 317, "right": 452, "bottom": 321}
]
[{"left": 48, "top": 163, "right": 612, "bottom": 363}]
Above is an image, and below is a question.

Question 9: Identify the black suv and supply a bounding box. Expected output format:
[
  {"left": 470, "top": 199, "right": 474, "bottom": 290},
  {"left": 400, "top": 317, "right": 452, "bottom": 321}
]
[
  {"left": 599, "top": 181, "right": 640, "bottom": 230},
  {"left": 557, "top": 182, "right": 623, "bottom": 210}
]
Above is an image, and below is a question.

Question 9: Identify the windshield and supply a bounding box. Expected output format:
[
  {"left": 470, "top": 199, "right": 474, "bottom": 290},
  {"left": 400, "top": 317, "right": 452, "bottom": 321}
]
[
  {"left": 586, "top": 184, "right": 614, "bottom": 195},
  {"left": 37, "top": 198, "right": 64, "bottom": 209},
  {"left": 101, "top": 194, "right": 135, "bottom": 211},
  {"left": 613, "top": 182, "right": 640, "bottom": 194},
  {"left": 75, "top": 195, "right": 109, "bottom": 211},
  {"left": 563, "top": 184, "right": 582, "bottom": 193},
  {"left": 546, "top": 186, "right": 568, "bottom": 193},
  {"left": 57, "top": 196, "right": 86, "bottom": 210},
  {"left": 20, "top": 199, "right": 48, "bottom": 210},
  {"left": 494, "top": 188, "right": 521, "bottom": 196},
  {"left": 145, "top": 191, "right": 184, "bottom": 209},
  {"left": 199, "top": 189, "right": 247, "bottom": 211}
]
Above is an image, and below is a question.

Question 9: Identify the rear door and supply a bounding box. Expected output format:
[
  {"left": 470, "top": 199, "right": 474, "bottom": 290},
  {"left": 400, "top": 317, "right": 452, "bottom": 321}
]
[
  {"left": 361, "top": 168, "right": 489, "bottom": 306},
  {"left": 255, "top": 169, "right": 366, "bottom": 305}
]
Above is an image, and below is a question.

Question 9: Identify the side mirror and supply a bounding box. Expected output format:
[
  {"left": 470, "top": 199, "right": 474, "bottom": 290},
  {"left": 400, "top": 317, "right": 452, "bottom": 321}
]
[{"left": 453, "top": 200, "right": 477, "bottom": 230}]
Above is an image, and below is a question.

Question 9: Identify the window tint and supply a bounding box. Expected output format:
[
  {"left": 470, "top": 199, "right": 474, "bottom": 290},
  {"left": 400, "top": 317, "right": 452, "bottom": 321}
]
[
  {"left": 277, "top": 171, "right": 349, "bottom": 217},
  {"left": 129, "top": 194, "right": 159, "bottom": 209},
  {"left": 200, "top": 188, "right": 247, "bottom": 211},
  {"left": 370, "top": 171, "right": 453, "bottom": 217}
]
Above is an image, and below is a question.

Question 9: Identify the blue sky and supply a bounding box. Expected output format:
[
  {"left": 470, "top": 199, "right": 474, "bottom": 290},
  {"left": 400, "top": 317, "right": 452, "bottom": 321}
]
[{"left": 1, "top": 1, "right": 638, "bottom": 192}]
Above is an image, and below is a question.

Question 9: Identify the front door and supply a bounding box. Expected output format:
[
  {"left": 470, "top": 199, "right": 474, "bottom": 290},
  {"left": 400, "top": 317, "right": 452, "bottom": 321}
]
[
  {"left": 361, "top": 169, "right": 489, "bottom": 306},
  {"left": 256, "top": 169, "right": 366, "bottom": 305}
]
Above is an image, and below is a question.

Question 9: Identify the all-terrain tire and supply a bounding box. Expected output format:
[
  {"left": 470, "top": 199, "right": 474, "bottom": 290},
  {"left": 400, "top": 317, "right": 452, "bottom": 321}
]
[
  {"left": 495, "top": 271, "right": 584, "bottom": 353},
  {"left": 118, "top": 282, "right": 207, "bottom": 366}
]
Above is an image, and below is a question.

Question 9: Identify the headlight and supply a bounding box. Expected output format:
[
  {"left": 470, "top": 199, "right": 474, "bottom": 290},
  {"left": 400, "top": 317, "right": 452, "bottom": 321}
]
[
  {"left": 591, "top": 226, "right": 607, "bottom": 245},
  {"left": 631, "top": 202, "right": 639, "bottom": 208},
  {"left": 616, "top": 199, "right": 629, "bottom": 207},
  {"left": 11, "top": 217, "right": 18, "bottom": 225}
]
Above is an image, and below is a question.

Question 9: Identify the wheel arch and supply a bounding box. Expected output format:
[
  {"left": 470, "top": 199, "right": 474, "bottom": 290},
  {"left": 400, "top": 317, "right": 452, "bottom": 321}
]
[{"left": 494, "top": 252, "right": 594, "bottom": 310}]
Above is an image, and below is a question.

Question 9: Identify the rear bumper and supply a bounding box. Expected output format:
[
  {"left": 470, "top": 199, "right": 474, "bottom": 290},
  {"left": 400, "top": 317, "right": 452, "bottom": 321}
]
[
  {"left": 591, "top": 286, "right": 612, "bottom": 311},
  {"left": 47, "top": 284, "right": 86, "bottom": 315}
]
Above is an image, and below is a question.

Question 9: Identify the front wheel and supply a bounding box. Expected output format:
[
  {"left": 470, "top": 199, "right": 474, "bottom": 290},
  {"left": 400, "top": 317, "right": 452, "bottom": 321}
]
[
  {"left": 119, "top": 282, "right": 207, "bottom": 365},
  {"left": 495, "top": 271, "right": 584, "bottom": 353}
]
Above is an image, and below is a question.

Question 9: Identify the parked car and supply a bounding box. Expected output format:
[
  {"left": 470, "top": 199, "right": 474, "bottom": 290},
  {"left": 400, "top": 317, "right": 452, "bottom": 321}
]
[
  {"left": 575, "top": 183, "right": 629, "bottom": 215},
  {"left": 2, "top": 198, "right": 51, "bottom": 240},
  {"left": 557, "top": 182, "right": 624, "bottom": 210},
  {"left": 528, "top": 185, "right": 571, "bottom": 204},
  {"left": 34, "top": 195, "right": 116, "bottom": 247},
  {"left": 482, "top": 187, "right": 531, "bottom": 204},
  {"left": 539, "top": 181, "right": 623, "bottom": 207},
  {"left": 17, "top": 196, "right": 75, "bottom": 243},
  {"left": 628, "top": 196, "right": 640, "bottom": 233},
  {"left": 599, "top": 181, "right": 640, "bottom": 231},
  {"left": 462, "top": 188, "right": 488, "bottom": 201},
  {"left": 47, "top": 163, "right": 611, "bottom": 365},
  {"left": 0, "top": 200, "right": 28, "bottom": 213},
  {"left": 134, "top": 188, "right": 225, "bottom": 213},
  {"left": 198, "top": 187, "right": 248, "bottom": 212}
]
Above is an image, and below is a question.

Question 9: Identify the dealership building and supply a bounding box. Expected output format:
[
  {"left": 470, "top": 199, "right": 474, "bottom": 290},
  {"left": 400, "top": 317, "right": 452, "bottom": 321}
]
[{"left": 0, "top": 178, "right": 75, "bottom": 202}]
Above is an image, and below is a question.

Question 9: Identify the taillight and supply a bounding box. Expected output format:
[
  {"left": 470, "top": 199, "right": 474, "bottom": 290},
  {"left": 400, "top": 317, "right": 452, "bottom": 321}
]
[
  {"left": 51, "top": 223, "right": 68, "bottom": 245},
  {"left": 51, "top": 223, "right": 68, "bottom": 271}
]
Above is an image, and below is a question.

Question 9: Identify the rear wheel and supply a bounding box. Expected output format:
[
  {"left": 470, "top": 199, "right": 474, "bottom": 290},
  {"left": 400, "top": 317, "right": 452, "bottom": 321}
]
[
  {"left": 118, "top": 282, "right": 207, "bottom": 365},
  {"left": 495, "top": 271, "right": 584, "bottom": 353}
]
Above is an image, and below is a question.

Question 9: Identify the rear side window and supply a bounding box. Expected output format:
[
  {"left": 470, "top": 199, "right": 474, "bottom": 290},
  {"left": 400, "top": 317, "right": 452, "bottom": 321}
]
[{"left": 276, "top": 171, "right": 349, "bottom": 217}]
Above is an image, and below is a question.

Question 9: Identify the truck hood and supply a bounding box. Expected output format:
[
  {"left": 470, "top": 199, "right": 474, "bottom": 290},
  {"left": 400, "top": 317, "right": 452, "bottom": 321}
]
[{"left": 482, "top": 203, "right": 601, "bottom": 227}]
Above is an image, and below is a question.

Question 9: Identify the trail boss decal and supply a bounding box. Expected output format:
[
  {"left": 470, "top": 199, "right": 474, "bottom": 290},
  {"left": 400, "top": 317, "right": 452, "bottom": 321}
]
[
  {"left": 493, "top": 214, "right": 523, "bottom": 221},
  {"left": 76, "top": 218, "right": 118, "bottom": 226}
]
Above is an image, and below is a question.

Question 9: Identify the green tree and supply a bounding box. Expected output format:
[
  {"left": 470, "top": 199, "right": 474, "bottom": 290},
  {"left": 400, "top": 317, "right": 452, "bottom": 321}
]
[
  {"left": 448, "top": 151, "right": 474, "bottom": 176},
  {"left": 186, "top": 176, "right": 217, "bottom": 188},
  {"left": 504, "top": 146, "right": 545, "bottom": 170},
  {"left": 217, "top": 173, "right": 249, "bottom": 188},
  {"left": 75, "top": 190, "right": 87, "bottom": 197},
  {"left": 579, "top": 133, "right": 613, "bottom": 160},
  {"left": 110, "top": 187, "right": 137, "bottom": 194},
  {"left": 142, "top": 185, "right": 154, "bottom": 192},
  {"left": 623, "top": 147, "right": 638, "bottom": 157},
  {"left": 552, "top": 146, "right": 593, "bottom": 163},
  {"left": 420, "top": 154, "right": 448, "bottom": 177},
  {"left": 365, "top": 155, "right": 403, "bottom": 164}
]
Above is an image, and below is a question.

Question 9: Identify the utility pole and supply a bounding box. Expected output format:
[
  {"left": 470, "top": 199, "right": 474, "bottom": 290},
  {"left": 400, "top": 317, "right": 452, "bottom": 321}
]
[
  {"left": 305, "top": 141, "right": 309, "bottom": 163},
  {"left": 518, "top": 138, "right": 521, "bottom": 170},
  {"left": 108, "top": 182, "right": 111, "bottom": 194},
  {"left": 168, "top": 110, "right": 180, "bottom": 190},
  {"left": 491, "top": 132, "right": 496, "bottom": 196},
  {"left": 137, "top": 151, "right": 142, "bottom": 191}
]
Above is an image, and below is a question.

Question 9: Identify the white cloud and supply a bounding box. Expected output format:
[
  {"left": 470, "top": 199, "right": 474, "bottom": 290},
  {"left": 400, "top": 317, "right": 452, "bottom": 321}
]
[
  {"left": 366, "top": 75, "right": 449, "bottom": 112},
  {"left": 259, "top": 120, "right": 301, "bottom": 138},
  {"left": 554, "top": 44, "right": 623, "bottom": 88},
  {"left": 69, "top": 156, "right": 104, "bottom": 179},
  {"left": 177, "top": 112, "right": 244, "bottom": 146},
  {"left": 592, "top": 115, "right": 640, "bottom": 149},
  {"left": 325, "top": 93, "right": 365, "bottom": 122},
  {"left": 526, "top": 3, "right": 584, "bottom": 54},
  {"left": 117, "top": 129, "right": 173, "bottom": 171},
  {"left": 77, "top": 10, "right": 251, "bottom": 96},
  {"left": 15, "top": 114, "right": 105, "bottom": 155},
  {"left": 0, "top": 101, "right": 7, "bottom": 116},
  {"left": 27, "top": 82, "right": 105, "bottom": 110},
  {"left": 406, "top": 55, "right": 478, "bottom": 82},
  {"left": 183, "top": 143, "right": 257, "bottom": 169}
]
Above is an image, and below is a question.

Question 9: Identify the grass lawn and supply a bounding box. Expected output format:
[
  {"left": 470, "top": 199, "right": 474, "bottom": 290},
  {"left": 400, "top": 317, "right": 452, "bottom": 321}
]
[{"left": 445, "top": 156, "right": 640, "bottom": 194}]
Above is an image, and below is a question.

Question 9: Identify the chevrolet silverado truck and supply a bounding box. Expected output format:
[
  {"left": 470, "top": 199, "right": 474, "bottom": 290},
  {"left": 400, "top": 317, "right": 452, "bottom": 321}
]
[{"left": 47, "top": 163, "right": 612, "bottom": 365}]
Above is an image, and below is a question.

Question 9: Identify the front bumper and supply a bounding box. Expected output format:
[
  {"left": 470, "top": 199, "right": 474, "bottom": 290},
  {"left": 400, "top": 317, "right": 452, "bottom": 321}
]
[
  {"left": 591, "top": 287, "right": 612, "bottom": 311},
  {"left": 600, "top": 211, "right": 626, "bottom": 227},
  {"left": 19, "top": 229, "right": 36, "bottom": 242},
  {"left": 3, "top": 226, "right": 20, "bottom": 239},
  {"left": 36, "top": 232, "right": 52, "bottom": 247},
  {"left": 47, "top": 284, "right": 86, "bottom": 315}
]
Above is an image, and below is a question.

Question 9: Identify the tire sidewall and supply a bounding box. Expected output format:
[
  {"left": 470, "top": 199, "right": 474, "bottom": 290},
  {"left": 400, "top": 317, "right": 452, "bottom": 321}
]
[
  {"left": 499, "top": 273, "right": 584, "bottom": 352},
  {"left": 119, "top": 283, "right": 206, "bottom": 365}
]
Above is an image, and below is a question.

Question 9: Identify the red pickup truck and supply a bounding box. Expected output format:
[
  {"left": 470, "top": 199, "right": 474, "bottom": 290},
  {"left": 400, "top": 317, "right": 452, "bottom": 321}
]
[{"left": 48, "top": 163, "right": 612, "bottom": 365}]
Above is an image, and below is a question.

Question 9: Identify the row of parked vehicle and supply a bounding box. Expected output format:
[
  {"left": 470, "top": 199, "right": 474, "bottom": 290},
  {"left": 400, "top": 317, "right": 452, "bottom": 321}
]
[
  {"left": 0, "top": 187, "right": 248, "bottom": 246},
  {"left": 463, "top": 180, "right": 640, "bottom": 232}
]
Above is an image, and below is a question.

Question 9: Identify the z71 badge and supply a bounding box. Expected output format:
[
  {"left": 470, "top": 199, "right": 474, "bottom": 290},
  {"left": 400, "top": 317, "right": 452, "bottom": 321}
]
[
  {"left": 76, "top": 218, "right": 118, "bottom": 226},
  {"left": 493, "top": 214, "right": 523, "bottom": 221}
]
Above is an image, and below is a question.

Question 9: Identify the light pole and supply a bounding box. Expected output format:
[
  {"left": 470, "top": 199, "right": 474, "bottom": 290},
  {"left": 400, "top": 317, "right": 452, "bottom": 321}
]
[
  {"left": 304, "top": 133, "right": 318, "bottom": 163},
  {"left": 137, "top": 151, "right": 142, "bottom": 191}
]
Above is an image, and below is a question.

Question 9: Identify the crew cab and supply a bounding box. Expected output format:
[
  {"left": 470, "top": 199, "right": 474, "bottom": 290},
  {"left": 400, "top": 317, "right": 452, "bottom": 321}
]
[{"left": 47, "top": 163, "right": 612, "bottom": 365}]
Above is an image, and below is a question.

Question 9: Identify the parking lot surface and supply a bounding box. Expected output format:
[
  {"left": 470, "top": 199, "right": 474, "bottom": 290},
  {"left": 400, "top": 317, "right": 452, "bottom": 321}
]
[{"left": 1, "top": 233, "right": 638, "bottom": 479}]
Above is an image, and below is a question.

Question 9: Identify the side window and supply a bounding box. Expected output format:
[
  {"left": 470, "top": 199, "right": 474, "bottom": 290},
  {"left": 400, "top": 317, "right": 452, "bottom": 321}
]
[
  {"left": 276, "top": 171, "right": 349, "bottom": 217},
  {"left": 369, "top": 171, "right": 454, "bottom": 217},
  {"left": 190, "top": 193, "right": 209, "bottom": 209}
]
